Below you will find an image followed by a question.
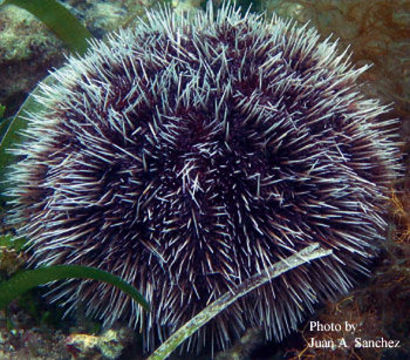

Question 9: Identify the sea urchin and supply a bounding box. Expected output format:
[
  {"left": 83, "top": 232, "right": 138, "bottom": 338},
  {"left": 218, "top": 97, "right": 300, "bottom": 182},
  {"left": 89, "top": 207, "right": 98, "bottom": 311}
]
[{"left": 8, "top": 2, "right": 400, "bottom": 353}]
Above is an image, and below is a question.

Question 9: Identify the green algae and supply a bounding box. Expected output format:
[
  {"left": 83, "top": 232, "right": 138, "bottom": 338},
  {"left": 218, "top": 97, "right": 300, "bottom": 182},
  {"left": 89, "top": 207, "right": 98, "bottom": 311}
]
[
  {"left": 0, "top": 264, "right": 150, "bottom": 312},
  {"left": 0, "top": 0, "right": 92, "bottom": 55}
]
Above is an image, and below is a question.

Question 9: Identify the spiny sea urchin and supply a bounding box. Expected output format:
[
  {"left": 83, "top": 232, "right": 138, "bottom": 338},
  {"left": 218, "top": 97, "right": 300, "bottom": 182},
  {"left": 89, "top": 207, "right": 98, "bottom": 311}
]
[{"left": 8, "top": 2, "right": 401, "bottom": 353}]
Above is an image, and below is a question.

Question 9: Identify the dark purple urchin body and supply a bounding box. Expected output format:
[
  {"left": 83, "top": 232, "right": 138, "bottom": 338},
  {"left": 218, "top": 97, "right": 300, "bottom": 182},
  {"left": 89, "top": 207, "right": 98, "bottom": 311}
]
[{"left": 9, "top": 3, "right": 400, "bottom": 353}]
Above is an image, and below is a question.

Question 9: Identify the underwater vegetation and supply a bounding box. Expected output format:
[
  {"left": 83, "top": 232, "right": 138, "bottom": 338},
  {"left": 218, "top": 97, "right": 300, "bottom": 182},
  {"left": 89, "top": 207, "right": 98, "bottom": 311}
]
[
  {"left": 0, "top": 0, "right": 409, "bottom": 359},
  {"left": 0, "top": 0, "right": 92, "bottom": 54},
  {"left": 0, "top": 265, "right": 149, "bottom": 313}
]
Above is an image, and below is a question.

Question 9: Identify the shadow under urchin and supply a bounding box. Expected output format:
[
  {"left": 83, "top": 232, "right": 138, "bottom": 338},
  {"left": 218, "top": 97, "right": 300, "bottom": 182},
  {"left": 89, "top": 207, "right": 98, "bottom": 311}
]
[{"left": 8, "top": 2, "right": 401, "bottom": 354}]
